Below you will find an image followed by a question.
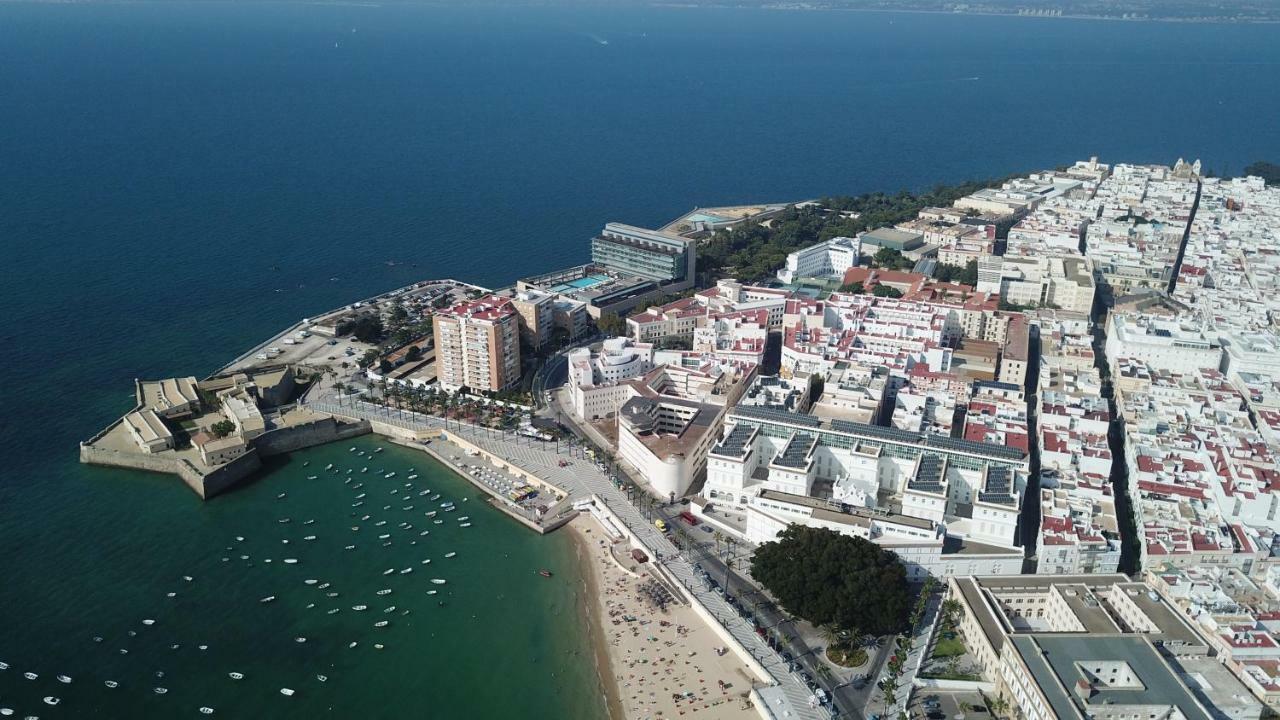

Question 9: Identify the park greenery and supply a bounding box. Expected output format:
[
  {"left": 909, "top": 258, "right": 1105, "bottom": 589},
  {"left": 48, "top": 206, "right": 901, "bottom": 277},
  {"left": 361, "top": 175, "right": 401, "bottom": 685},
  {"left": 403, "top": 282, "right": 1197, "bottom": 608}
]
[
  {"left": 934, "top": 260, "right": 979, "bottom": 285},
  {"left": 697, "top": 176, "right": 1010, "bottom": 282},
  {"left": 337, "top": 314, "right": 385, "bottom": 344},
  {"left": 596, "top": 311, "right": 627, "bottom": 337},
  {"left": 751, "top": 525, "right": 910, "bottom": 637},
  {"left": 871, "top": 247, "right": 915, "bottom": 271},
  {"left": 209, "top": 419, "right": 236, "bottom": 438}
]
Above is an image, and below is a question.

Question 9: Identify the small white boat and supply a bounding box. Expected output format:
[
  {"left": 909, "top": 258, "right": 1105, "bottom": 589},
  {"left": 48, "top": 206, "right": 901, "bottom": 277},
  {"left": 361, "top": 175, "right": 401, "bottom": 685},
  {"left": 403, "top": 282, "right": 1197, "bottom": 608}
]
[
  {"left": 426, "top": 590, "right": 438, "bottom": 595},
  {"left": 377, "top": 589, "right": 392, "bottom": 596},
  {"left": 385, "top": 472, "right": 396, "bottom": 479},
  {"left": 154, "top": 687, "right": 168, "bottom": 695},
  {"left": 278, "top": 518, "right": 292, "bottom": 524},
  {"left": 431, "top": 578, "right": 447, "bottom": 585},
  {"left": 407, "top": 474, "right": 418, "bottom": 480},
  {"left": 283, "top": 558, "right": 298, "bottom": 565},
  {"left": 57, "top": 674, "right": 72, "bottom": 683},
  {"left": 379, "top": 534, "right": 391, "bottom": 540},
  {"left": 280, "top": 688, "right": 295, "bottom": 697},
  {"left": 374, "top": 620, "right": 389, "bottom": 628},
  {"left": 383, "top": 568, "right": 395, "bottom": 575},
  {"left": 295, "top": 637, "right": 307, "bottom": 643},
  {"left": 433, "top": 520, "right": 443, "bottom": 525},
  {"left": 184, "top": 575, "right": 193, "bottom": 581},
  {"left": 143, "top": 618, "right": 156, "bottom": 625},
  {"left": 277, "top": 492, "right": 287, "bottom": 499},
  {"left": 200, "top": 707, "right": 215, "bottom": 715},
  {"left": 375, "top": 447, "right": 383, "bottom": 453},
  {"left": 460, "top": 523, "right": 472, "bottom": 528},
  {"left": 326, "top": 464, "right": 333, "bottom": 471},
  {"left": 307, "top": 475, "right": 317, "bottom": 480},
  {"left": 319, "top": 582, "right": 330, "bottom": 589},
  {"left": 349, "top": 641, "right": 358, "bottom": 649},
  {"left": 353, "top": 605, "right": 368, "bottom": 611},
  {"left": 317, "top": 674, "right": 328, "bottom": 682},
  {"left": 374, "top": 520, "right": 386, "bottom": 526},
  {"left": 304, "top": 519, "right": 315, "bottom": 525},
  {"left": 260, "top": 595, "right": 276, "bottom": 603},
  {"left": 304, "top": 535, "right": 316, "bottom": 541},
  {"left": 43, "top": 696, "right": 60, "bottom": 706},
  {"left": 425, "top": 511, "right": 437, "bottom": 518},
  {"left": 421, "top": 559, "right": 431, "bottom": 564},
  {"left": 399, "top": 568, "right": 412, "bottom": 575},
  {"left": 327, "top": 608, "right": 340, "bottom": 615},
  {"left": 305, "top": 579, "right": 318, "bottom": 585},
  {"left": 24, "top": 672, "right": 37, "bottom": 680},
  {"left": 374, "top": 643, "right": 384, "bottom": 650},
  {"left": 356, "top": 493, "right": 367, "bottom": 500},
  {"left": 303, "top": 461, "right": 310, "bottom": 466},
  {"left": 0, "top": 661, "right": 7, "bottom": 670},
  {"left": 235, "top": 536, "right": 245, "bottom": 542},
  {"left": 105, "top": 680, "right": 119, "bottom": 688},
  {"left": 458, "top": 516, "right": 470, "bottom": 522},
  {"left": 229, "top": 672, "right": 244, "bottom": 680},
  {"left": 419, "top": 530, "right": 429, "bottom": 537},
  {"left": 445, "top": 552, "right": 457, "bottom": 558},
  {"left": 344, "top": 545, "right": 356, "bottom": 550},
  {"left": 384, "top": 606, "right": 397, "bottom": 613},
  {"left": 199, "top": 644, "right": 208, "bottom": 651}
]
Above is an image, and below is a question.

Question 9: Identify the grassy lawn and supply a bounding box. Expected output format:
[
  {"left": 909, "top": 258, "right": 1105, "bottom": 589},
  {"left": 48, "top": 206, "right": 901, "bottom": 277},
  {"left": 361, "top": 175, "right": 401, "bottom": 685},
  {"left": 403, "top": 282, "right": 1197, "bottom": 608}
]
[
  {"left": 826, "top": 645, "right": 868, "bottom": 668},
  {"left": 931, "top": 634, "right": 966, "bottom": 658}
]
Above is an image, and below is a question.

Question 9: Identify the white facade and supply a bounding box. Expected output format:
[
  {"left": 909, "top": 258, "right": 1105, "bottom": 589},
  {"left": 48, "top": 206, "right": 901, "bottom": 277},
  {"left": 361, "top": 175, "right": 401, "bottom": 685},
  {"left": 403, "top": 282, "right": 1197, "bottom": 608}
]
[{"left": 776, "top": 236, "right": 860, "bottom": 284}]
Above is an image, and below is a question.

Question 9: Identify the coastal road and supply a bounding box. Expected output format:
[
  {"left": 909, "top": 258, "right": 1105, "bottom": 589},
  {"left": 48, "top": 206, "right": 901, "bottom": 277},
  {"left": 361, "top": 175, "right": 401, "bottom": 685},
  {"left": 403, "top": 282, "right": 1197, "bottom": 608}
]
[{"left": 662, "top": 520, "right": 882, "bottom": 719}]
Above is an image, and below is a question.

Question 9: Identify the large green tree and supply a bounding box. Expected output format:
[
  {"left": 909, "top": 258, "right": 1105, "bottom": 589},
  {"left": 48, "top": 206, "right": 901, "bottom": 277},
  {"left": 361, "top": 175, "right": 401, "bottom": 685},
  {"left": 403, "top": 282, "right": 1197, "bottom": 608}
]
[{"left": 751, "top": 525, "right": 911, "bottom": 636}]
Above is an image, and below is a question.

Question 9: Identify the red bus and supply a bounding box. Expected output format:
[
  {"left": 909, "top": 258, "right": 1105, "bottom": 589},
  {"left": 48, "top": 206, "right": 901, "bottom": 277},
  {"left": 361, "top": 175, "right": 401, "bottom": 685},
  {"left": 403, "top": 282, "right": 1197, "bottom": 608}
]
[{"left": 679, "top": 511, "right": 699, "bottom": 526}]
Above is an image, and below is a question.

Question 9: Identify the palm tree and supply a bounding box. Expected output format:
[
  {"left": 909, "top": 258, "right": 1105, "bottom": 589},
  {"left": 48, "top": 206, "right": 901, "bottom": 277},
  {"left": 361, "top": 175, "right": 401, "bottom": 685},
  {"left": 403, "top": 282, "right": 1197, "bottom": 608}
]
[
  {"left": 989, "top": 695, "right": 1009, "bottom": 719},
  {"left": 713, "top": 531, "right": 724, "bottom": 558},
  {"left": 820, "top": 624, "right": 844, "bottom": 651},
  {"left": 941, "top": 597, "right": 963, "bottom": 626},
  {"left": 878, "top": 677, "right": 898, "bottom": 717},
  {"left": 723, "top": 558, "right": 735, "bottom": 593}
]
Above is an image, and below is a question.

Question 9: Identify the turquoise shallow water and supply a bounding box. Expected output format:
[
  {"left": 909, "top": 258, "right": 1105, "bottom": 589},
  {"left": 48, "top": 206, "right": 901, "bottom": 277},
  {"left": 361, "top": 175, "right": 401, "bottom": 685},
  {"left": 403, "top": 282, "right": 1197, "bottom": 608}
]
[
  {"left": 0, "top": 436, "right": 604, "bottom": 718},
  {"left": 0, "top": 3, "right": 1278, "bottom": 717}
]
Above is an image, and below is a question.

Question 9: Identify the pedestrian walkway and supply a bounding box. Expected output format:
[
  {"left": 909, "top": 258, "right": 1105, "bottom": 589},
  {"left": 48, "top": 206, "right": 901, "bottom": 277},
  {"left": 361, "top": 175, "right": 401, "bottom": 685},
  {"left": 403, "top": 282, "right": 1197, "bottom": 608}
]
[{"left": 306, "top": 397, "right": 830, "bottom": 720}]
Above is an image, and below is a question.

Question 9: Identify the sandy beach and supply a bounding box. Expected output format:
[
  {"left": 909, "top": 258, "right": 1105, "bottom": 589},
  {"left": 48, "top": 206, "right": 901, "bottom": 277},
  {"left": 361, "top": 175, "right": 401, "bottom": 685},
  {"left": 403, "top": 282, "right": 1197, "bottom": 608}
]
[{"left": 568, "top": 516, "right": 758, "bottom": 720}]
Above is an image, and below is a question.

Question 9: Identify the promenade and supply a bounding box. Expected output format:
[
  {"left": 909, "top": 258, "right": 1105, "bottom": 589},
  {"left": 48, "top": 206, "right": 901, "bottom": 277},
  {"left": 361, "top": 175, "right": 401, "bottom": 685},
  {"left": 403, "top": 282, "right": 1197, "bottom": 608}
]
[{"left": 305, "top": 397, "right": 830, "bottom": 720}]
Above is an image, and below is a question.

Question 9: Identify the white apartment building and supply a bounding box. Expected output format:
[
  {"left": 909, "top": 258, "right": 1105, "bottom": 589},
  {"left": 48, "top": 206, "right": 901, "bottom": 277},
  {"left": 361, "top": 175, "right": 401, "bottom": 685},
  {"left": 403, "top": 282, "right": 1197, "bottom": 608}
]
[
  {"left": 977, "top": 255, "right": 1097, "bottom": 314},
  {"left": 776, "top": 236, "right": 860, "bottom": 284},
  {"left": 1104, "top": 312, "right": 1223, "bottom": 376}
]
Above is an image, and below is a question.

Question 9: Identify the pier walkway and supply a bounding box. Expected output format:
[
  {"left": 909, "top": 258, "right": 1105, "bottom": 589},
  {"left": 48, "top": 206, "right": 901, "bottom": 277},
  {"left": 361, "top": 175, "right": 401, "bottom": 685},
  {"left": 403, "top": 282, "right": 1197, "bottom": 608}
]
[{"left": 306, "top": 398, "right": 830, "bottom": 720}]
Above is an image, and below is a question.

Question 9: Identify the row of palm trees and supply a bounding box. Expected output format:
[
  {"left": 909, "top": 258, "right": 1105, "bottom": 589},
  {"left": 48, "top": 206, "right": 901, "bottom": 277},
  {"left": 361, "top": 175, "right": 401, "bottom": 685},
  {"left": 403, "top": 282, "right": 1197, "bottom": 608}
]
[{"left": 335, "top": 379, "right": 537, "bottom": 433}]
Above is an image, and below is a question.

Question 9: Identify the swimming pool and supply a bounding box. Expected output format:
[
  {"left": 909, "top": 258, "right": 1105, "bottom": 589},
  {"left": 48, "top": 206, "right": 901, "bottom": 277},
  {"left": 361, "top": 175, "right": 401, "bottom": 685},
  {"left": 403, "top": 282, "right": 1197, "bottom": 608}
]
[{"left": 550, "top": 274, "right": 610, "bottom": 293}]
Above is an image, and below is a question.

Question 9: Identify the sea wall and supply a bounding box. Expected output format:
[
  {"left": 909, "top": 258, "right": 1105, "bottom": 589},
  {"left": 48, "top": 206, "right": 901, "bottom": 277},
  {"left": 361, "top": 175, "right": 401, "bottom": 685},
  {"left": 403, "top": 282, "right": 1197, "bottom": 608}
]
[
  {"left": 254, "top": 416, "right": 371, "bottom": 457},
  {"left": 78, "top": 443, "right": 262, "bottom": 499},
  {"left": 80, "top": 416, "right": 366, "bottom": 499}
]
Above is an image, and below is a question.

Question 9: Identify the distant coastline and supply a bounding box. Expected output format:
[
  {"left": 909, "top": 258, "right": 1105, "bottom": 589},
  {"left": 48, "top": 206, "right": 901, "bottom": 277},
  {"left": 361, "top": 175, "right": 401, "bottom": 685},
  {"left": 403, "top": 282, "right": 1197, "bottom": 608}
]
[
  {"left": 5, "top": 0, "right": 1280, "bottom": 23},
  {"left": 653, "top": 1, "right": 1280, "bottom": 24}
]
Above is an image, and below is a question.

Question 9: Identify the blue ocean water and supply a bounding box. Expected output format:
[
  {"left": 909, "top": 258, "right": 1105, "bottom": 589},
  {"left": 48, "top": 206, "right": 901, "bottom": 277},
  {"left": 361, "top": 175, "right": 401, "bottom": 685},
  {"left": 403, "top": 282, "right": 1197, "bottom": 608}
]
[{"left": 0, "top": 3, "right": 1277, "bottom": 717}]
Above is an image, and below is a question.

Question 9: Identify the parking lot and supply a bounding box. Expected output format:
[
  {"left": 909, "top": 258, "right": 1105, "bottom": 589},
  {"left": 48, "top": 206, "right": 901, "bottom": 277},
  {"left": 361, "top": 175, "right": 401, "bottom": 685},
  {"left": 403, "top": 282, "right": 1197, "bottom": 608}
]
[{"left": 906, "top": 690, "right": 993, "bottom": 720}]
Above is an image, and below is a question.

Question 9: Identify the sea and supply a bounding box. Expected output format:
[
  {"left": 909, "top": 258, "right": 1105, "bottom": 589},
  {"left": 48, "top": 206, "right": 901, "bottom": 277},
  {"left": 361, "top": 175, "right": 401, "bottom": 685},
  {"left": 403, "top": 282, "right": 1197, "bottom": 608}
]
[{"left": 0, "top": 3, "right": 1277, "bottom": 717}]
